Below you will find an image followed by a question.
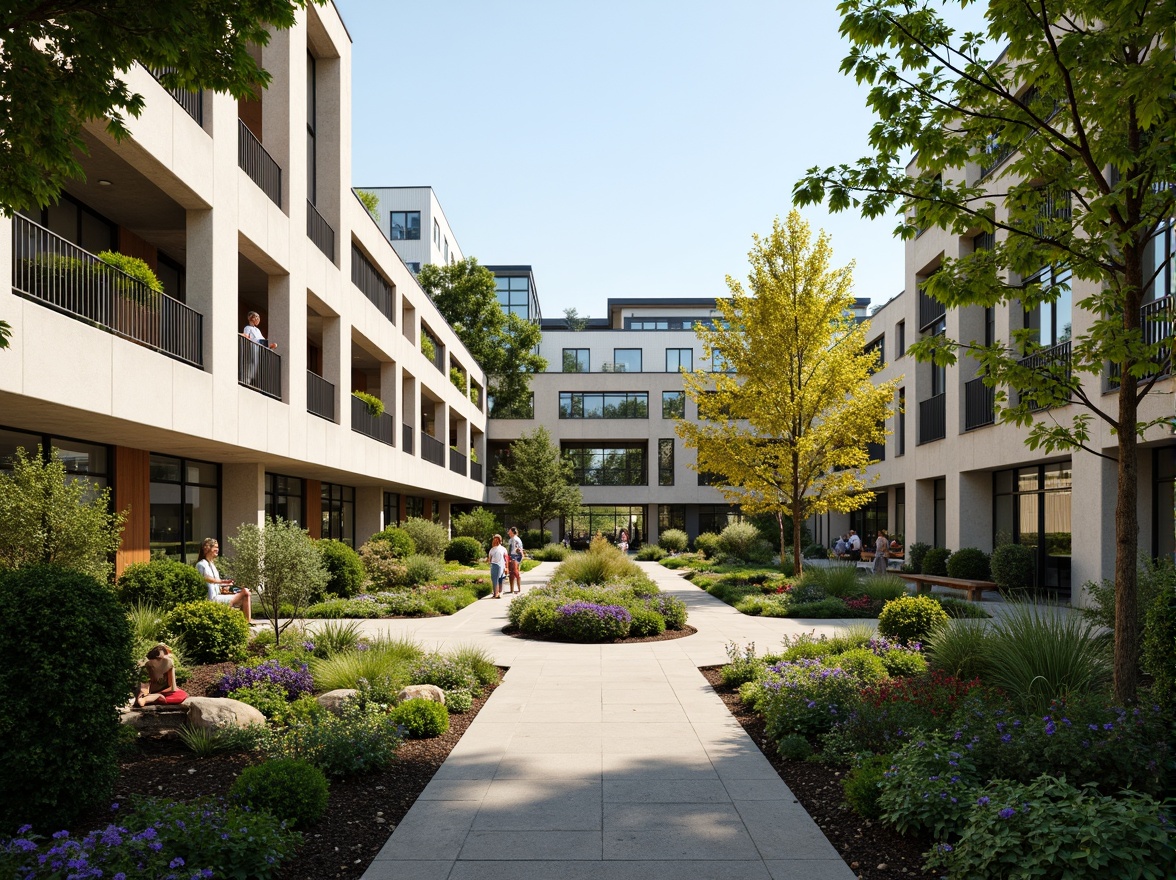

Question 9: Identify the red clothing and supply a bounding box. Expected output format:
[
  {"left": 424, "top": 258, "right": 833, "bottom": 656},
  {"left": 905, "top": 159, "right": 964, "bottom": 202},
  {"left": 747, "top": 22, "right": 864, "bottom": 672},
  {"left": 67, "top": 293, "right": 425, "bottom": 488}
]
[{"left": 157, "top": 689, "right": 188, "bottom": 704}]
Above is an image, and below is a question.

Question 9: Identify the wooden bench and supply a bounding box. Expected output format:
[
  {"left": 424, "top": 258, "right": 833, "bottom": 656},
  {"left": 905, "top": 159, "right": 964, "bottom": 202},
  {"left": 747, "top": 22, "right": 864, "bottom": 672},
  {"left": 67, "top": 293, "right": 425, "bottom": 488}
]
[
  {"left": 858, "top": 551, "right": 905, "bottom": 571},
  {"left": 898, "top": 572, "right": 999, "bottom": 602}
]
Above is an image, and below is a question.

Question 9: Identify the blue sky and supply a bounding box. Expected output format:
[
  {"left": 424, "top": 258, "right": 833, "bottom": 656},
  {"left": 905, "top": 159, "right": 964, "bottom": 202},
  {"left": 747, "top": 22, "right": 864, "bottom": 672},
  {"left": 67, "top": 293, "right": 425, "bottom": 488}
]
[{"left": 338, "top": 1, "right": 981, "bottom": 319}]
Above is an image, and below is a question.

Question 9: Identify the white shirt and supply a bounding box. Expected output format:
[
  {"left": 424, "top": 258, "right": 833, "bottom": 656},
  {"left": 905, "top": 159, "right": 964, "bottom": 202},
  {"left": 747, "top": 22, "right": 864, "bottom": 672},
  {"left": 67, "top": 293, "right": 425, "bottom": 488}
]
[
  {"left": 848, "top": 534, "right": 862, "bottom": 551},
  {"left": 508, "top": 534, "right": 523, "bottom": 558},
  {"left": 488, "top": 545, "right": 508, "bottom": 567},
  {"left": 197, "top": 558, "right": 226, "bottom": 602},
  {"left": 242, "top": 324, "right": 264, "bottom": 344}
]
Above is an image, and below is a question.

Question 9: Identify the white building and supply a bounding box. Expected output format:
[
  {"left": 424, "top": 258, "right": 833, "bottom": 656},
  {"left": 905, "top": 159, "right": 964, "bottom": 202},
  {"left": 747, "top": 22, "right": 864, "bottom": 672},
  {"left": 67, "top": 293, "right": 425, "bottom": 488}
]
[{"left": 353, "top": 186, "right": 464, "bottom": 274}]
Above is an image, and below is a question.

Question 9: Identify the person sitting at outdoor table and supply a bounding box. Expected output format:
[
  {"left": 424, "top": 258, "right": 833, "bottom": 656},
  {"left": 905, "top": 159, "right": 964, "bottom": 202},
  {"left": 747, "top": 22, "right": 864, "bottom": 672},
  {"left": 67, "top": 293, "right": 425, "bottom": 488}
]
[
  {"left": 133, "top": 643, "right": 188, "bottom": 707},
  {"left": 196, "top": 537, "right": 252, "bottom": 623},
  {"left": 833, "top": 534, "right": 848, "bottom": 558}
]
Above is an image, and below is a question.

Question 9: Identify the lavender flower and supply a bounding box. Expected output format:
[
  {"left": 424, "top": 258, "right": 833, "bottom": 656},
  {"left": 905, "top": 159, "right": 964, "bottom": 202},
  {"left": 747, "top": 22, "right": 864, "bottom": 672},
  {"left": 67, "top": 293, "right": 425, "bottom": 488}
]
[
  {"left": 998, "top": 807, "right": 1016, "bottom": 819},
  {"left": 215, "top": 660, "right": 314, "bottom": 700}
]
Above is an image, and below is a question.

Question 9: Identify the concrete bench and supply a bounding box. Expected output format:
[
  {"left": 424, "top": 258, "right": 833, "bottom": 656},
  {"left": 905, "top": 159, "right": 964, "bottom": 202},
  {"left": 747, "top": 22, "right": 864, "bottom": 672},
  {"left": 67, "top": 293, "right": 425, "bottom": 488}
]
[{"left": 897, "top": 572, "right": 999, "bottom": 602}]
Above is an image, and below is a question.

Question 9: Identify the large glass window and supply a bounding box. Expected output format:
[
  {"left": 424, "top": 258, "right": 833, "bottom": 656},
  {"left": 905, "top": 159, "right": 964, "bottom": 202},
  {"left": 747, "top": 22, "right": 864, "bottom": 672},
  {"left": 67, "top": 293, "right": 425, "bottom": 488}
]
[
  {"left": 562, "top": 444, "right": 647, "bottom": 486},
  {"left": 993, "top": 462, "right": 1072, "bottom": 592},
  {"left": 321, "top": 482, "right": 355, "bottom": 546},
  {"left": 658, "top": 439, "right": 674, "bottom": 486},
  {"left": 306, "top": 53, "right": 316, "bottom": 205},
  {"left": 563, "top": 505, "right": 646, "bottom": 550},
  {"left": 934, "top": 478, "right": 947, "bottom": 548},
  {"left": 390, "top": 211, "right": 421, "bottom": 241},
  {"left": 658, "top": 504, "right": 686, "bottom": 534},
  {"left": 662, "top": 391, "right": 685, "bottom": 419},
  {"left": 698, "top": 505, "right": 741, "bottom": 535},
  {"left": 488, "top": 392, "right": 534, "bottom": 419},
  {"left": 666, "top": 348, "right": 693, "bottom": 372},
  {"left": 894, "top": 486, "right": 906, "bottom": 542},
  {"left": 928, "top": 318, "right": 947, "bottom": 395},
  {"left": 495, "top": 276, "right": 532, "bottom": 320},
  {"left": 850, "top": 491, "right": 888, "bottom": 540},
  {"left": 1153, "top": 448, "right": 1176, "bottom": 563},
  {"left": 562, "top": 349, "right": 590, "bottom": 373},
  {"left": 0, "top": 428, "right": 110, "bottom": 498},
  {"left": 612, "top": 348, "right": 642, "bottom": 373},
  {"left": 405, "top": 496, "right": 425, "bottom": 519},
  {"left": 1024, "top": 265, "right": 1072, "bottom": 348},
  {"left": 559, "top": 392, "right": 648, "bottom": 419},
  {"left": 150, "top": 454, "right": 219, "bottom": 562},
  {"left": 897, "top": 387, "right": 906, "bottom": 456},
  {"left": 384, "top": 491, "right": 401, "bottom": 527},
  {"left": 265, "top": 473, "right": 303, "bottom": 528},
  {"left": 711, "top": 348, "right": 734, "bottom": 373}
]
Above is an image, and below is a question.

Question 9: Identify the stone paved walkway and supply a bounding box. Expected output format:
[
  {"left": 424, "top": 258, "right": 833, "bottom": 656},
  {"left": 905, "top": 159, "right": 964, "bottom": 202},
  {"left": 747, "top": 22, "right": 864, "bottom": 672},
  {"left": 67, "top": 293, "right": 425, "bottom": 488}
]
[{"left": 352, "top": 561, "right": 869, "bottom": 880}]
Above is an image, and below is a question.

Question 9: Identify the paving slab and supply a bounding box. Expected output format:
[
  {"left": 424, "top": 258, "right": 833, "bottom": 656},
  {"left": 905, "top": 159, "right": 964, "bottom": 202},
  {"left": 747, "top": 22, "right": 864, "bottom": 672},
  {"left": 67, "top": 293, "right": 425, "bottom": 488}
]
[{"left": 358, "top": 560, "right": 856, "bottom": 880}]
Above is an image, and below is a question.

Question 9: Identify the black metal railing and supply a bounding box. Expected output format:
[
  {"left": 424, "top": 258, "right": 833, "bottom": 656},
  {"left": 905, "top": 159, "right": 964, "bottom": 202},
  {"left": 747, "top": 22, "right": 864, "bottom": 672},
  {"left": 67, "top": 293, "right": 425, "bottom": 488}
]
[
  {"left": 238, "top": 119, "right": 282, "bottom": 207},
  {"left": 307, "top": 200, "right": 335, "bottom": 261},
  {"left": 239, "top": 336, "right": 281, "bottom": 399},
  {"left": 1017, "top": 340, "right": 1071, "bottom": 410},
  {"left": 351, "top": 395, "right": 393, "bottom": 445},
  {"left": 146, "top": 66, "right": 203, "bottom": 125},
  {"left": 307, "top": 370, "right": 334, "bottom": 421},
  {"left": 978, "top": 137, "right": 1014, "bottom": 178},
  {"left": 964, "top": 376, "right": 995, "bottom": 430},
  {"left": 471, "top": 460, "right": 483, "bottom": 483},
  {"left": 12, "top": 215, "right": 204, "bottom": 367},
  {"left": 402, "top": 423, "right": 414, "bottom": 454},
  {"left": 918, "top": 392, "right": 946, "bottom": 444},
  {"left": 1108, "top": 295, "right": 1174, "bottom": 387},
  {"left": 351, "top": 244, "right": 394, "bottom": 322},
  {"left": 918, "top": 287, "right": 946, "bottom": 330},
  {"left": 449, "top": 448, "right": 467, "bottom": 476},
  {"left": 421, "top": 431, "right": 445, "bottom": 466}
]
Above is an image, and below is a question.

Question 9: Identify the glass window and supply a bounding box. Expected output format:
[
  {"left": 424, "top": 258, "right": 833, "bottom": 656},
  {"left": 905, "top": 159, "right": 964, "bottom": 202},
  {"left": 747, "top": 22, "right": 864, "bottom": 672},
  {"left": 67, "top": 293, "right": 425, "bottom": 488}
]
[
  {"left": 562, "top": 444, "right": 647, "bottom": 486},
  {"left": 662, "top": 391, "right": 685, "bottom": 419},
  {"left": 306, "top": 53, "right": 316, "bottom": 205},
  {"left": 562, "top": 348, "right": 589, "bottom": 372},
  {"left": 405, "top": 496, "right": 425, "bottom": 519},
  {"left": 896, "top": 321, "right": 905, "bottom": 357},
  {"left": 934, "top": 478, "right": 947, "bottom": 548},
  {"left": 495, "top": 276, "right": 532, "bottom": 320},
  {"left": 559, "top": 392, "right": 647, "bottom": 419},
  {"left": 562, "top": 505, "right": 646, "bottom": 550},
  {"left": 384, "top": 491, "right": 401, "bottom": 527},
  {"left": 265, "top": 473, "right": 304, "bottom": 528},
  {"left": 658, "top": 439, "right": 674, "bottom": 486},
  {"left": 321, "top": 482, "right": 355, "bottom": 546},
  {"left": 1024, "top": 264, "right": 1073, "bottom": 348},
  {"left": 150, "top": 453, "right": 219, "bottom": 562},
  {"left": 897, "top": 388, "right": 906, "bottom": 456},
  {"left": 488, "top": 392, "right": 534, "bottom": 419},
  {"left": 894, "top": 486, "right": 906, "bottom": 541},
  {"left": 390, "top": 211, "right": 421, "bottom": 241},
  {"left": 864, "top": 336, "right": 884, "bottom": 374},
  {"left": 666, "top": 348, "right": 693, "bottom": 372},
  {"left": 992, "top": 463, "right": 1072, "bottom": 593},
  {"left": 1153, "top": 448, "right": 1176, "bottom": 563},
  {"left": 698, "top": 505, "right": 741, "bottom": 535},
  {"left": 0, "top": 428, "right": 40, "bottom": 469},
  {"left": 711, "top": 349, "right": 734, "bottom": 373},
  {"left": 433, "top": 219, "right": 440, "bottom": 247},
  {"left": 612, "top": 349, "right": 642, "bottom": 373},
  {"left": 658, "top": 504, "right": 686, "bottom": 533}
]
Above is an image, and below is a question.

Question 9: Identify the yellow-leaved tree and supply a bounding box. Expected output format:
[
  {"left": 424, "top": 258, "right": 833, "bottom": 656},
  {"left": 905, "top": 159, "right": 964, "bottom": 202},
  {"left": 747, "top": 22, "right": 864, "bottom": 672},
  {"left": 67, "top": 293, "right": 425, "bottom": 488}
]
[{"left": 678, "top": 211, "right": 901, "bottom": 574}]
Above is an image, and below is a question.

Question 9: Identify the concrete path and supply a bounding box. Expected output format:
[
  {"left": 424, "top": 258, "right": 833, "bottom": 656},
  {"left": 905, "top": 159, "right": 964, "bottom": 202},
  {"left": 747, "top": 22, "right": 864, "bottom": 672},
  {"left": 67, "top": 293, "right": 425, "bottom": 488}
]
[{"left": 354, "top": 561, "right": 866, "bottom": 880}]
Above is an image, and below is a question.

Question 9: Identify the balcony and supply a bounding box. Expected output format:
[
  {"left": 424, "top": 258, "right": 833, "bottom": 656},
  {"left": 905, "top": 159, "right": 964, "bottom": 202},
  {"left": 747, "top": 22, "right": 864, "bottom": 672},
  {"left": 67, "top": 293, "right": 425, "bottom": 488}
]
[
  {"left": 239, "top": 336, "right": 281, "bottom": 399},
  {"left": 421, "top": 431, "right": 445, "bottom": 467},
  {"left": 449, "top": 447, "right": 467, "bottom": 476},
  {"left": 471, "top": 460, "right": 483, "bottom": 483},
  {"left": 307, "top": 371, "right": 334, "bottom": 421},
  {"left": 146, "top": 67, "right": 203, "bottom": 125},
  {"left": 12, "top": 215, "right": 203, "bottom": 367},
  {"left": 402, "top": 423, "right": 414, "bottom": 454},
  {"left": 1109, "top": 295, "right": 1173, "bottom": 387},
  {"left": 918, "top": 288, "right": 946, "bottom": 330},
  {"left": 351, "top": 244, "right": 394, "bottom": 322},
  {"left": 238, "top": 119, "right": 281, "bottom": 207},
  {"left": 306, "top": 201, "right": 335, "bottom": 261},
  {"left": 351, "top": 395, "right": 393, "bottom": 446},
  {"left": 1017, "top": 340, "right": 1071, "bottom": 411},
  {"left": 964, "top": 376, "right": 995, "bottom": 431},
  {"left": 918, "top": 392, "right": 946, "bottom": 444}
]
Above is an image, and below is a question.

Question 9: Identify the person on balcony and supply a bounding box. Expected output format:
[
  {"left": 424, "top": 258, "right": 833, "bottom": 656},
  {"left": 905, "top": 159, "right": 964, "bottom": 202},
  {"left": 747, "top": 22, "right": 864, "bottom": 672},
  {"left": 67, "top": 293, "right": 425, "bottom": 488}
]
[
  {"left": 240, "top": 311, "right": 276, "bottom": 387},
  {"left": 241, "top": 311, "right": 277, "bottom": 350},
  {"left": 196, "top": 537, "right": 253, "bottom": 623}
]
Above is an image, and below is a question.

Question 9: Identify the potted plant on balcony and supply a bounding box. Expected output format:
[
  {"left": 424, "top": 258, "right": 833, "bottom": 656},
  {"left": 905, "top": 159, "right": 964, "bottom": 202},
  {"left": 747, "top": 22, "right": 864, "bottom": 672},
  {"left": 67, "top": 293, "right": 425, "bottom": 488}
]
[
  {"left": 352, "top": 390, "right": 383, "bottom": 418},
  {"left": 98, "top": 251, "right": 163, "bottom": 346},
  {"left": 420, "top": 333, "right": 436, "bottom": 363},
  {"left": 449, "top": 366, "right": 466, "bottom": 393}
]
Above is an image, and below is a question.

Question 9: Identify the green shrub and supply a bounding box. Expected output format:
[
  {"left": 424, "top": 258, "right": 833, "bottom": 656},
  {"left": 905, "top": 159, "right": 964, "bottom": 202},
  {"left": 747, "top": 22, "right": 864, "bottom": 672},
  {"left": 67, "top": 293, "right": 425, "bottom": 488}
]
[
  {"left": 449, "top": 644, "right": 499, "bottom": 688},
  {"left": 924, "top": 619, "right": 992, "bottom": 679},
  {"left": 803, "top": 543, "right": 830, "bottom": 559},
  {"left": 555, "top": 602, "right": 632, "bottom": 641},
  {"left": 789, "top": 580, "right": 827, "bottom": 604},
  {"left": 450, "top": 507, "right": 503, "bottom": 549},
  {"left": 359, "top": 540, "right": 408, "bottom": 589},
  {"left": 403, "top": 553, "right": 444, "bottom": 586},
  {"left": 693, "top": 532, "right": 722, "bottom": 558},
  {"left": 390, "top": 698, "right": 450, "bottom": 738},
  {"left": 163, "top": 600, "right": 249, "bottom": 663},
  {"left": 815, "top": 564, "right": 862, "bottom": 598},
  {"left": 787, "top": 598, "right": 852, "bottom": 618},
  {"left": 1082, "top": 554, "right": 1176, "bottom": 634},
  {"left": 230, "top": 758, "right": 329, "bottom": 828},
  {"left": 877, "top": 647, "right": 928, "bottom": 677},
  {"left": 98, "top": 249, "right": 163, "bottom": 292},
  {"left": 445, "top": 688, "right": 474, "bottom": 713},
  {"left": 635, "top": 544, "right": 667, "bottom": 561},
  {"left": 368, "top": 525, "right": 415, "bottom": 558},
  {"left": 401, "top": 517, "right": 449, "bottom": 557},
  {"left": 718, "top": 522, "right": 762, "bottom": 561},
  {"left": 521, "top": 529, "right": 552, "bottom": 549},
  {"left": 829, "top": 647, "right": 889, "bottom": 684},
  {"left": 0, "top": 565, "right": 137, "bottom": 830},
  {"left": 877, "top": 731, "right": 984, "bottom": 837},
  {"left": 1142, "top": 582, "right": 1176, "bottom": 707},
  {"left": 423, "top": 586, "right": 477, "bottom": 615},
  {"left": 518, "top": 598, "right": 559, "bottom": 636},
  {"left": 734, "top": 594, "right": 790, "bottom": 616},
  {"left": 907, "top": 542, "right": 932, "bottom": 573},
  {"left": 776, "top": 734, "right": 813, "bottom": 760},
  {"left": 228, "top": 681, "right": 290, "bottom": 720},
  {"left": 658, "top": 528, "right": 689, "bottom": 552},
  {"left": 990, "top": 543, "right": 1036, "bottom": 593},
  {"left": 317, "top": 539, "right": 365, "bottom": 599},
  {"left": 924, "top": 775, "right": 1176, "bottom": 879},
  {"left": 842, "top": 754, "right": 890, "bottom": 820},
  {"left": 444, "top": 536, "right": 483, "bottom": 565},
  {"left": 629, "top": 606, "right": 667, "bottom": 636},
  {"left": 946, "top": 547, "right": 990, "bottom": 580},
  {"left": 722, "top": 642, "right": 767, "bottom": 687},
  {"left": 115, "top": 559, "right": 206, "bottom": 609},
  {"left": 410, "top": 653, "right": 478, "bottom": 694},
  {"left": 877, "top": 595, "right": 949, "bottom": 644},
  {"left": 937, "top": 596, "right": 992, "bottom": 618},
  {"left": 921, "top": 547, "right": 952, "bottom": 576},
  {"left": 861, "top": 576, "right": 907, "bottom": 602},
  {"left": 536, "top": 542, "right": 570, "bottom": 561},
  {"left": 760, "top": 659, "right": 864, "bottom": 740},
  {"left": 648, "top": 593, "right": 687, "bottom": 628},
  {"left": 311, "top": 619, "right": 363, "bottom": 657},
  {"left": 553, "top": 545, "right": 644, "bottom": 584}
]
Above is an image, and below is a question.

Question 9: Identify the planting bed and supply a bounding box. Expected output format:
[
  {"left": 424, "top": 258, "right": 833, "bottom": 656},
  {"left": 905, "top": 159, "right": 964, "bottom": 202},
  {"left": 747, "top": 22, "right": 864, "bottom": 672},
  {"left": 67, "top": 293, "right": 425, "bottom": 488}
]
[{"left": 501, "top": 623, "right": 698, "bottom": 644}]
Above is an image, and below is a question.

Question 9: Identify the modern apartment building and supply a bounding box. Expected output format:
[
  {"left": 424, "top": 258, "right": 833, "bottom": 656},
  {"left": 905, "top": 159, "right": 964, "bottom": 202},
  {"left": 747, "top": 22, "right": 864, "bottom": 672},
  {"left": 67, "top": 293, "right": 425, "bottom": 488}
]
[
  {"left": 0, "top": 4, "right": 488, "bottom": 574},
  {"left": 355, "top": 186, "right": 464, "bottom": 274}
]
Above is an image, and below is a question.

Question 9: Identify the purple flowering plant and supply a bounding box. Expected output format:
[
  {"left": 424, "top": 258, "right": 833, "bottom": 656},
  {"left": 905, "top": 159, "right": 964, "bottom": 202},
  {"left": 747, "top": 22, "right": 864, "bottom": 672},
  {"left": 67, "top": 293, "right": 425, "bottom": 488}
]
[
  {"left": 760, "top": 658, "right": 865, "bottom": 741},
  {"left": 215, "top": 659, "right": 314, "bottom": 701},
  {"left": 554, "top": 601, "right": 632, "bottom": 642},
  {"left": 875, "top": 731, "right": 983, "bottom": 838}
]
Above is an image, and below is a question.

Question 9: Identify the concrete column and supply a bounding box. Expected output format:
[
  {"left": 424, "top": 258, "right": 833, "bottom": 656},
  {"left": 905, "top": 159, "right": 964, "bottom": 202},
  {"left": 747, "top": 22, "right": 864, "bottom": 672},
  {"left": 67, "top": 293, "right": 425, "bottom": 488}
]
[
  {"left": 323, "top": 315, "right": 343, "bottom": 428},
  {"left": 915, "top": 477, "right": 937, "bottom": 547},
  {"left": 355, "top": 485, "right": 382, "bottom": 545},
  {"left": 221, "top": 463, "right": 266, "bottom": 543},
  {"left": 267, "top": 275, "right": 297, "bottom": 405},
  {"left": 261, "top": 28, "right": 293, "bottom": 212},
  {"left": 402, "top": 372, "right": 419, "bottom": 455},
  {"left": 438, "top": 499, "right": 451, "bottom": 531},
  {"left": 954, "top": 470, "right": 992, "bottom": 551},
  {"left": 380, "top": 360, "right": 397, "bottom": 433},
  {"left": 1072, "top": 452, "right": 1115, "bottom": 608}
]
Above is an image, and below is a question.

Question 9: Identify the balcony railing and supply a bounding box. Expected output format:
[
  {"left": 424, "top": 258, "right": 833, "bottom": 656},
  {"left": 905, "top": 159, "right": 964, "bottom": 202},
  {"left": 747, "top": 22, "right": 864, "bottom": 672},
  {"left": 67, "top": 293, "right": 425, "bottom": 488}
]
[
  {"left": 1017, "top": 340, "right": 1071, "bottom": 410},
  {"left": 402, "top": 423, "right": 414, "bottom": 454},
  {"left": 351, "top": 395, "right": 393, "bottom": 445},
  {"left": 239, "top": 336, "right": 281, "bottom": 399},
  {"left": 449, "top": 448, "right": 467, "bottom": 476},
  {"left": 351, "top": 244, "right": 394, "bottom": 322},
  {"left": 964, "top": 377, "right": 995, "bottom": 431},
  {"left": 307, "top": 370, "right": 334, "bottom": 421},
  {"left": 918, "top": 288, "right": 946, "bottom": 330},
  {"left": 12, "top": 215, "right": 203, "bottom": 367},
  {"left": 471, "top": 460, "right": 483, "bottom": 483},
  {"left": 238, "top": 119, "right": 281, "bottom": 207},
  {"left": 421, "top": 431, "right": 445, "bottom": 466},
  {"left": 918, "top": 392, "right": 946, "bottom": 444},
  {"left": 1110, "top": 295, "right": 1175, "bottom": 386},
  {"left": 146, "top": 66, "right": 203, "bottom": 125},
  {"left": 307, "top": 200, "right": 335, "bottom": 261}
]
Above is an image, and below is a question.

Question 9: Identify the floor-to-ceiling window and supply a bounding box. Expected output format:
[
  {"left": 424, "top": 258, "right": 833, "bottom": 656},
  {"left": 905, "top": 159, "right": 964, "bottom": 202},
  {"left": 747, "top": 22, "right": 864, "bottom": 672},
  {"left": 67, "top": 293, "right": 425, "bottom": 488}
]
[
  {"left": 993, "top": 462, "right": 1072, "bottom": 593},
  {"left": 563, "top": 505, "right": 646, "bottom": 549},
  {"left": 1152, "top": 448, "right": 1176, "bottom": 563},
  {"left": 321, "top": 482, "right": 355, "bottom": 546},
  {"left": 150, "top": 455, "right": 219, "bottom": 562},
  {"left": 265, "top": 473, "right": 304, "bottom": 527},
  {"left": 383, "top": 491, "right": 401, "bottom": 528},
  {"left": 850, "top": 491, "right": 888, "bottom": 539},
  {"left": 0, "top": 427, "right": 110, "bottom": 494}
]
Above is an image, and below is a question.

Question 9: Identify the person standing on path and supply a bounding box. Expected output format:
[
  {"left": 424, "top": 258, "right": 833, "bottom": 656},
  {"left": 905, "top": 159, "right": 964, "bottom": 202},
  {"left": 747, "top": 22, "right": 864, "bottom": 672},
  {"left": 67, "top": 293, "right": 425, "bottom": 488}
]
[
  {"left": 873, "top": 530, "right": 889, "bottom": 575},
  {"left": 847, "top": 530, "right": 862, "bottom": 561},
  {"left": 487, "top": 534, "right": 508, "bottom": 599},
  {"left": 506, "top": 526, "right": 524, "bottom": 594}
]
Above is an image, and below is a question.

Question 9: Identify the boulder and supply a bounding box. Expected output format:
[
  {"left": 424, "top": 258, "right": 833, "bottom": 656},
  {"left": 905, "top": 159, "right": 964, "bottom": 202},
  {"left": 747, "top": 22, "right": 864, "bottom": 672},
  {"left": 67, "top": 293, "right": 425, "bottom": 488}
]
[
  {"left": 317, "top": 688, "right": 358, "bottom": 714},
  {"left": 119, "top": 704, "right": 189, "bottom": 736},
  {"left": 184, "top": 696, "right": 266, "bottom": 730},
  {"left": 395, "top": 684, "right": 445, "bottom": 705}
]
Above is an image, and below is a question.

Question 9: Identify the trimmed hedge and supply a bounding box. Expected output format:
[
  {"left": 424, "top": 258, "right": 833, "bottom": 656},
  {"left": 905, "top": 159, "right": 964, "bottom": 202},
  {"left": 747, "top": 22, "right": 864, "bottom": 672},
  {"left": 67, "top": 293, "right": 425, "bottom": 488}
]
[
  {"left": 163, "top": 600, "right": 249, "bottom": 664},
  {"left": 115, "top": 559, "right": 207, "bottom": 610},
  {"left": 317, "top": 539, "right": 365, "bottom": 599},
  {"left": 445, "top": 536, "right": 483, "bottom": 565}
]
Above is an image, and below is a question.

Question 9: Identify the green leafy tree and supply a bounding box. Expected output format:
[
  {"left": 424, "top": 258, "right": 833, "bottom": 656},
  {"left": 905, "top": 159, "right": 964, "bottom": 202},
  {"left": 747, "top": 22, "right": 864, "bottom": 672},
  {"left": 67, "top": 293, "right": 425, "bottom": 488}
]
[
  {"left": 495, "top": 427, "right": 582, "bottom": 537},
  {"left": 0, "top": 447, "right": 126, "bottom": 582},
  {"left": 226, "top": 517, "right": 327, "bottom": 645},
  {"left": 0, "top": 0, "right": 325, "bottom": 213},
  {"left": 678, "top": 213, "right": 899, "bottom": 575},
  {"left": 354, "top": 188, "right": 380, "bottom": 219},
  {"left": 793, "top": 0, "right": 1175, "bottom": 702},
  {"left": 563, "top": 308, "right": 589, "bottom": 331},
  {"left": 451, "top": 507, "right": 504, "bottom": 549}
]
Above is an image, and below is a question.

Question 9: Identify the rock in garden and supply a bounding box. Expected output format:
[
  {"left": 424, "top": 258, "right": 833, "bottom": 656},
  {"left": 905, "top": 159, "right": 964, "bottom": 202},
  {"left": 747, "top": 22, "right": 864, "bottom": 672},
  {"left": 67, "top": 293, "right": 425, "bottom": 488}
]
[
  {"left": 184, "top": 696, "right": 266, "bottom": 730},
  {"left": 317, "top": 688, "right": 359, "bottom": 714},
  {"left": 118, "top": 704, "right": 189, "bottom": 735},
  {"left": 395, "top": 684, "right": 446, "bottom": 704}
]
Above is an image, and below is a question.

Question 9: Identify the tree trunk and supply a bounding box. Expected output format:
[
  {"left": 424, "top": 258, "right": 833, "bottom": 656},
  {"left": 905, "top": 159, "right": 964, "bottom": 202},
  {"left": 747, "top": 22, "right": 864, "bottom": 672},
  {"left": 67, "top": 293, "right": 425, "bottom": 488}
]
[
  {"left": 777, "top": 511, "right": 789, "bottom": 575},
  {"left": 791, "top": 502, "right": 803, "bottom": 576}
]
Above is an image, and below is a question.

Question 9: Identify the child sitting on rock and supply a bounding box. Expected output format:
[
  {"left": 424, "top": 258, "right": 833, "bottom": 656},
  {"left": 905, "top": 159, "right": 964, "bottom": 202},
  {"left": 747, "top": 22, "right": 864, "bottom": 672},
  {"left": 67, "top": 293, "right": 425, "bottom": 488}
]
[{"left": 133, "top": 643, "right": 189, "bottom": 707}]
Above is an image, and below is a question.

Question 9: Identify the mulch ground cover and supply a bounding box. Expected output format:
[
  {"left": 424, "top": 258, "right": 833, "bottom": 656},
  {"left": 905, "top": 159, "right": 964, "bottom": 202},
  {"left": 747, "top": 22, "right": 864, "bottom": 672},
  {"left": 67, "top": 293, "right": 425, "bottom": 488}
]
[
  {"left": 74, "top": 665, "right": 506, "bottom": 880},
  {"left": 699, "top": 666, "right": 932, "bottom": 880}
]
